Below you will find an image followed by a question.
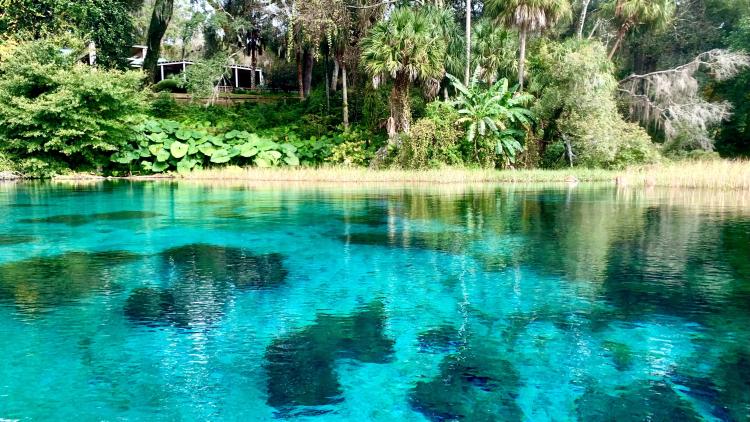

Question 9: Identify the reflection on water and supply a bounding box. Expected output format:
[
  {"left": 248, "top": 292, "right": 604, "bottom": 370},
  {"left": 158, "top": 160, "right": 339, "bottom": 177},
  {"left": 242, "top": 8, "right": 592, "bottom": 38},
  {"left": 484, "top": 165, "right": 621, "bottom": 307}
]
[{"left": 0, "top": 181, "right": 748, "bottom": 420}]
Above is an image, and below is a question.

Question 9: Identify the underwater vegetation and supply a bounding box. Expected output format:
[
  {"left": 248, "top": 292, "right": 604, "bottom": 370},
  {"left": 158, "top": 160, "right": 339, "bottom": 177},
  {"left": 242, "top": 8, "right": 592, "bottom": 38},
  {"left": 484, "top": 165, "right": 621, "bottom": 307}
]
[
  {"left": 18, "top": 211, "right": 162, "bottom": 227},
  {"left": 0, "top": 234, "right": 36, "bottom": 245},
  {"left": 575, "top": 381, "right": 703, "bottom": 421},
  {"left": 124, "top": 244, "right": 288, "bottom": 328},
  {"left": 263, "top": 302, "right": 395, "bottom": 413},
  {"left": 410, "top": 341, "right": 522, "bottom": 421},
  {"left": 0, "top": 251, "right": 140, "bottom": 312}
]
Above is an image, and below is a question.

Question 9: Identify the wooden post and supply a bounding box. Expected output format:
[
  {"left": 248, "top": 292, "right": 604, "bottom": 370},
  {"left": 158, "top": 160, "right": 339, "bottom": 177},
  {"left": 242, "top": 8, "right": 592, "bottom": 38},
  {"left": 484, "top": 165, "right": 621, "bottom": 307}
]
[
  {"left": 160, "top": 64, "right": 164, "bottom": 82},
  {"left": 235, "top": 67, "right": 239, "bottom": 88}
]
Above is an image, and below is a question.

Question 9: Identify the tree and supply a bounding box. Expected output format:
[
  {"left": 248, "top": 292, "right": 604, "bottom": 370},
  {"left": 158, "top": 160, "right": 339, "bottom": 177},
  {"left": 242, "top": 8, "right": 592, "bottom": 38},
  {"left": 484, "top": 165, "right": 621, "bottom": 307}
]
[
  {"left": 576, "top": 0, "right": 591, "bottom": 39},
  {"left": 618, "top": 49, "right": 750, "bottom": 152},
  {"left": 143, "top": 0, "right": 175, "bottom": 83},
  {"left": 486, "top": 0, "right": 571, "bottom": 91},
  {"left": 602, "top": 0, "right": 675, "bottom": 60},
  {"left": 448, "top": 72, "right": 533, "bottom": 166},
  {"left": 471, "top": 19, "right": 518, "bottom": 84},
  {"left": 530, "top": 39, "right": 658, "bottom": 168},
  {"left": 361, "top": 7, "right": 448, "bottom": 139},
  {"left": 0, "top": 0, "right": 138, "bottom": 69}
]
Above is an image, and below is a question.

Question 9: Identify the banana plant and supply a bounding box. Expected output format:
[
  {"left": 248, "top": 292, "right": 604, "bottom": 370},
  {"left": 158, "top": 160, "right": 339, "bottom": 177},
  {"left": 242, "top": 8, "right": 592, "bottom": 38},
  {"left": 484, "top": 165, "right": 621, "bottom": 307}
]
[{"left": 447, "top": 71, "right": 534, "bottom": 165}]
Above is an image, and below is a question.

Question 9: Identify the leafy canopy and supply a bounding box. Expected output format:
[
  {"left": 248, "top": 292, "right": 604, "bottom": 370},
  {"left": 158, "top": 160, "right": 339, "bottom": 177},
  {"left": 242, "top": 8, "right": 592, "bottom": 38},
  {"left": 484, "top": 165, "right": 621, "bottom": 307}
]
[{"left": 360, "top": 7, "right": 448, "bottom": 84}]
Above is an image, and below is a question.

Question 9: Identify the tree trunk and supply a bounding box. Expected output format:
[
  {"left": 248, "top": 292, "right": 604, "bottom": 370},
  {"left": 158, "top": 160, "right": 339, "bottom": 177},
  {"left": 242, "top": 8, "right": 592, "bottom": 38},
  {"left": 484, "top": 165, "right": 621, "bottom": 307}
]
[
  {"left": 576, "top": 0, "right": 591, "bottom": 39},
  {"left": 465, "top": 0, "right": 471, "bottom": 85},
  {"left": 518, "top": 28, "right": 527, "bottom": 91},
  {"left": 331, "top": 56, "right": 340, "bottom": 92},
  {"left": 143, "top": 0, "right": 175, "bottom": 84},
  {"left": 608, "top": 23, "right": 629, "bottom": 60},
  {"left": 250, "top": 45, "right": 257, "bottom": 89},
  {"left": 388, "top": 71, "right": 411, "bottom": 139},
  {"left": 296, "top": 48, "right": 304, "bottom": 100},
  {"left": 303, "top": 49, "right": 313, "bottom": 98},
  {"left": 342, "top": 63, "right": 349, "bottom": 130}
]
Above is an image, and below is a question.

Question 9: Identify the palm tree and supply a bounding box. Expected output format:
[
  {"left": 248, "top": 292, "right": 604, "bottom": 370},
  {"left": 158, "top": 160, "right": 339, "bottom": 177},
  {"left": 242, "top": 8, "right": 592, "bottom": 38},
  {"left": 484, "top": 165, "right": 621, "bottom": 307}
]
[
  {"left": 486, "top": 0, "right": 571, "bottom": 91},
  {"left": 471, "top": 19, "right": 518, "bottom": 84},
  {"left": 604, "top": 0, "right": 675, "bottom": 60},
  {"left": 361, "top": 7, "right": 448, "bottom": 139}
]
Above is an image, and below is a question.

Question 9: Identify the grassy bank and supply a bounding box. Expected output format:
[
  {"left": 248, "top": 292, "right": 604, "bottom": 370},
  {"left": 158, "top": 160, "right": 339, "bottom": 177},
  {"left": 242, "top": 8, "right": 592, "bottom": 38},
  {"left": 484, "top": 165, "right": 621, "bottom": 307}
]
[{"left": 180, "top": 160, "right": 750, "bottom": 189}]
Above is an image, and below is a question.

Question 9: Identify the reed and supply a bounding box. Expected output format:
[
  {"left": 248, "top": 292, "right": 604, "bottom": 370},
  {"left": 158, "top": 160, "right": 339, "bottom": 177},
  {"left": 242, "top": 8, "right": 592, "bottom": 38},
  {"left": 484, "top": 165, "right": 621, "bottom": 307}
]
[{"left": 183, "top": 160, "right": 750, "bottom": 189}]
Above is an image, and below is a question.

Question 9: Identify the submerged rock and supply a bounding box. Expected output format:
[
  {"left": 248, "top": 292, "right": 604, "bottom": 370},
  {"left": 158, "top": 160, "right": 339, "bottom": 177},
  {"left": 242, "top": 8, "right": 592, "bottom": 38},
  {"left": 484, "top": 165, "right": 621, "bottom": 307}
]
[
  {"left": 410, "top": 346, "right": 522, "bottom": 421},
  {"left": 264, "top": 302, "right": 395, "bottom": 412}
]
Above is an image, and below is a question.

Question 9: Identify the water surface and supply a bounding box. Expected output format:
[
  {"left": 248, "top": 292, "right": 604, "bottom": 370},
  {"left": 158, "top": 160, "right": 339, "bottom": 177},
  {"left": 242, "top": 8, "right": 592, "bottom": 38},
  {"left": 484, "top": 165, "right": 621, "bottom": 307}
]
[{"left": 0, "top": 181, "right": 748, "bottom": 421}]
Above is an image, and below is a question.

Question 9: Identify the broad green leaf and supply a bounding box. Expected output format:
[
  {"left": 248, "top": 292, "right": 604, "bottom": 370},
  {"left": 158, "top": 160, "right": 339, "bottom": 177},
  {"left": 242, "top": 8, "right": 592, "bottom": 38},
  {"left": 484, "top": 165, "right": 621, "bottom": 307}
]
[
  {"left": 284, "top": 155, "right": 300, "bottom": 166},
  {"left": 170, "top": 141, "right": 189, "bottom": 159},
  {"left": 151, "top": 161, "right": 169, "bottom": 172},
  {"left": 240, "top": 145, "right": 258, "bottom": 157},
  {"left": 198, "top": 144, "right": 216, "bottom": 156},
  {"left": 146, "top": 132, "right": 168, "bottom": 143},
  {"left": 254, "top": 157, "right": 271, "bottom": 168},
  {"left": 210, "top": 149, "right": 231, "bottom": 163},
  {"left": 175, "top": 129, "right": 192, "bottom": 140},
  {"left": 148, "top": 144, "right": 164, "bottom": 156},
  {"left": 176, "top": 158, "right": 196, "bottom": 175},
  {"left": 156, "top": 149, "right": 171, "bottom": 162}
]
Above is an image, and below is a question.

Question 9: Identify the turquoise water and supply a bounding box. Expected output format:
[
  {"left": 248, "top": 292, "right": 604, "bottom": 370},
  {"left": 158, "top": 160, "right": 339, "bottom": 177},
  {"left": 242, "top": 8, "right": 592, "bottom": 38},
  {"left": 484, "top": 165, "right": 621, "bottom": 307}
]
[{"left": 0, "top": 181, "right": 748, "bottom": 421}]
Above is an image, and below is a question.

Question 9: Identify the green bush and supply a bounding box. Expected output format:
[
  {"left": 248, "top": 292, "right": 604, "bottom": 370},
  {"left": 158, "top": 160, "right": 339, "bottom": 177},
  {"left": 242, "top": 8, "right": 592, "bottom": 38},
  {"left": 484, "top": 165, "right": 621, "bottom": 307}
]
[
  {"left": 153, "top": 78, "right": 184, "bottom": 93},
  {"left": 530, "top": 39, "right": 660, "bottom": 169},
  {"left": 112, "top": 119, "right": 301, "bottom": 174},
  {"left": 395, "top": 101, "right": 464, "bottom": 169},
  {"left": 0, "top": 38, "right": 146, "bottom": 176}
]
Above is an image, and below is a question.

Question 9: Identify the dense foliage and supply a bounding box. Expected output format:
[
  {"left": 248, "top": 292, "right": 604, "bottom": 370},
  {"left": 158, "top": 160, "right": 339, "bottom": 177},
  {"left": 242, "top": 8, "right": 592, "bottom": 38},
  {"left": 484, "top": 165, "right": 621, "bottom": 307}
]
[
  {"left": 0, "top": 39, "right": 146, "bottom": 176},
  {"left": 0, "top": 0, "right": 749, "bottom": 176}
]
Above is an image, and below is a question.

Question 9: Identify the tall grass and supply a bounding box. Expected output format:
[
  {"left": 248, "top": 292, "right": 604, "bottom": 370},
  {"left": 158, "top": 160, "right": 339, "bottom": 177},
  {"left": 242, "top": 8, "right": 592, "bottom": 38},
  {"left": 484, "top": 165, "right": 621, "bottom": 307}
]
[{"left": 183, "top": 160, "right": 750, "bottom": 190}]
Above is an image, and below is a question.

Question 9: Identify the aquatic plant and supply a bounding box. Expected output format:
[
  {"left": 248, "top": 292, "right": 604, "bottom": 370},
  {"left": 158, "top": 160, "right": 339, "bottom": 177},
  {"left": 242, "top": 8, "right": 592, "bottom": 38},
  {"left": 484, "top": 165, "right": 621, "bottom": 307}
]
[{"left": 264, "top": 302, "right": 395, "bottom": 411}]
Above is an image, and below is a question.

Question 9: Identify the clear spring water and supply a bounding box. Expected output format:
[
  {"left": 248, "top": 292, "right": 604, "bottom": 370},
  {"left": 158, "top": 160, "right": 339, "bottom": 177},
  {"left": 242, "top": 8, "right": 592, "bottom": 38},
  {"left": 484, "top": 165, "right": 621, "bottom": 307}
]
[{"left": 0, "top": 181, "right": 748, "bottom": 421}]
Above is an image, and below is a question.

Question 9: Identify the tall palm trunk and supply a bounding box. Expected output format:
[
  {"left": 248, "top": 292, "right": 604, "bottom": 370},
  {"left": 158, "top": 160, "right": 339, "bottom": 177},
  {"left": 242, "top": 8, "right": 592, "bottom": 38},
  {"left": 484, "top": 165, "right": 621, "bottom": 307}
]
[
  {"left": 331, "top": 57, "right": 339, "bottom": 92},
  {"left": 465, "top": 0, "right": 472, "bottom": 85},
  {"left": 608, "top": 22, "right": 629, "bottom": 60},
  {"left": 576, "top": 0, "right": 591, "bottom": 39},
  {"left": 296, "top": 48, "right": 304, "bottom": 100},
  {"left": 388, "top": 71, "right": 411, "bottom": 139},
  {"left": 303, "top": 49, "right": 313, "bottom": 98},
  {"left": 250, "top": 47, "right": 257, "bottom": 89},
  {"left": 342, "top": 63, "right": 349, "bottom": 129},
  {"left": 518, "top": 27, "right": 527, "bottom": 91},
  {"left": 143, "top": 0, "right": 174, "bottom": 84}
]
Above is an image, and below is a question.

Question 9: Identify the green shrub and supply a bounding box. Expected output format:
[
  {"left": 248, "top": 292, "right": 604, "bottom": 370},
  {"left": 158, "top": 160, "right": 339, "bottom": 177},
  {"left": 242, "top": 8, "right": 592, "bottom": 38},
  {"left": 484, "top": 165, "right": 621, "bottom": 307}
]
[
  {"left": 153, "top": 78, "right": 184, "bottom": 93},
  {"left": 0, "top": 38, "right": 146, "bottom": 176},
  {"left": 112, "top": 119, "right": 301, "bottom": 174},
  {"left": 395, "top": 101, "right": 464, "bottom": 169},
  {"left": 530, "top": 39, "right": 661, "bottom": 169}
]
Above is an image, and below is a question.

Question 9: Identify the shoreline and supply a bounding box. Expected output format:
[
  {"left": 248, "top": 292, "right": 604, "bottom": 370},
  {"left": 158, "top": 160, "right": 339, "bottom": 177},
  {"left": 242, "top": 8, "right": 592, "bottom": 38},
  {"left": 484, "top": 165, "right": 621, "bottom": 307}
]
[{"left": 4, "top": 160, "right": 748, "bottom": 190}]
